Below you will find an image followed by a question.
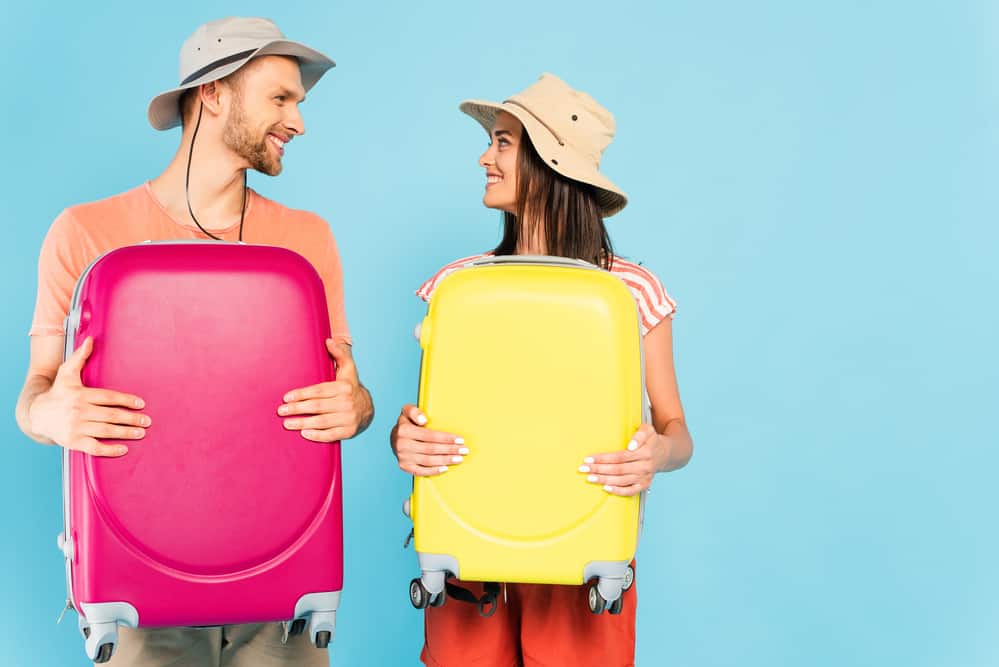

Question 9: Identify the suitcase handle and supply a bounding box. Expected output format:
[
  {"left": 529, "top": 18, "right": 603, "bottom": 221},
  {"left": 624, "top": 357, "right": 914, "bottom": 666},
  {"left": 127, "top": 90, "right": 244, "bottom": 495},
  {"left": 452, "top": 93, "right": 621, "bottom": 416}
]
[{"left": 466, "top": 255, "right": 599, "bottom": 270}]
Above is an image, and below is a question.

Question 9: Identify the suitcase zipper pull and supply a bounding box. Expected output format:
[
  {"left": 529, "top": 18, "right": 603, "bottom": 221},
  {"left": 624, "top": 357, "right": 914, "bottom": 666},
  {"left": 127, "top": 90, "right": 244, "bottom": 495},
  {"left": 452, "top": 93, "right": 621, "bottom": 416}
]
[
  {"left": 280, "top": 621, "right": 290, "bottom": 645},
  {"left": 403, "top": 528, "right": 414, "bottom": 549},
  {"left": 56, "top": 598, "right": 73, "bottom": 624}
]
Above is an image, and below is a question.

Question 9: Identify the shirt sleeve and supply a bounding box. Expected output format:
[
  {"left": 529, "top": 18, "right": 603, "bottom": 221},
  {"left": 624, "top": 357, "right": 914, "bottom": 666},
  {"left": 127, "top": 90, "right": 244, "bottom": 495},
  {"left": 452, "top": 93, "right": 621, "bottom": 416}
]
[
  {"left": 317, "top": 228, "right": 352, "bottom": 345},
  {"left": 29, "top": 209, "right": 87, "bottom": 336},
  {"left": 616, "top": 262, "right": 677, "bottom": 336},
  {"left": 415, "top": 253, "right": 488, "bottom": 302}
]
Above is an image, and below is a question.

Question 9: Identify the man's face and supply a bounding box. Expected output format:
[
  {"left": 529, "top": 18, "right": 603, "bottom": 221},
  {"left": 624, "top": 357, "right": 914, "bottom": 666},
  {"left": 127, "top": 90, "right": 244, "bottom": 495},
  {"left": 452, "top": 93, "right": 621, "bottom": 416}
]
[{"left": 222, "top": 56, "right": 307, "bottom": 176}]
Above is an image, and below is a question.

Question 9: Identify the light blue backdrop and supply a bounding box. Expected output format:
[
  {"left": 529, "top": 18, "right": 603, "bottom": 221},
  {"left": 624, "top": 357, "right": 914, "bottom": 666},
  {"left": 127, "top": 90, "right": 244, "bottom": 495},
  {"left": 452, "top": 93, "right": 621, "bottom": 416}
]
[{"left": 2, "top": 1, "right": 996, "bottom": 665}]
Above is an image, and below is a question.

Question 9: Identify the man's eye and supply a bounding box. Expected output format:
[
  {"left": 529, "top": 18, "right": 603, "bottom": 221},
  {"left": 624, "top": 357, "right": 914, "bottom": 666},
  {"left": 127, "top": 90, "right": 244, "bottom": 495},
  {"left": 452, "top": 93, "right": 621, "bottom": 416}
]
[{"left": 275, "top": 96, "right": 286, "bottom": 103}]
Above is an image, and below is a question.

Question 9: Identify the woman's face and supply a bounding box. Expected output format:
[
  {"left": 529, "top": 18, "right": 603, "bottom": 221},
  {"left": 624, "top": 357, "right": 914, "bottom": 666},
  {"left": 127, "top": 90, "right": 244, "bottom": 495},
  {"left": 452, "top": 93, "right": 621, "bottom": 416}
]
[{"left": 478, "top": 111, "right": 522, "bottom": 214}]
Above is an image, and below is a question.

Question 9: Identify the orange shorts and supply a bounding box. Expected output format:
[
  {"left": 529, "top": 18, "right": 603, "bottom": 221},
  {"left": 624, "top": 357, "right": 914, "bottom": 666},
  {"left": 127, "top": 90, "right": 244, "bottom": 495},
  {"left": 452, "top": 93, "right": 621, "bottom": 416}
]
[{"left": 420, "top": 567, "right": 637, "bottom": 667}]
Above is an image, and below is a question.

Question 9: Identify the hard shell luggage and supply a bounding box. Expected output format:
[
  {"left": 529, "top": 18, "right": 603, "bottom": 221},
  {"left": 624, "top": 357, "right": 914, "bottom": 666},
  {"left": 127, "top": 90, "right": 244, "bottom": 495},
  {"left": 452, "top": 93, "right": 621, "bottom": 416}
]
[
  {"left": 407, "top": 256, "right": 645, "bottom": 615},
  {"left": 57, "top": 242, "right": 343, "bottom": 662}
]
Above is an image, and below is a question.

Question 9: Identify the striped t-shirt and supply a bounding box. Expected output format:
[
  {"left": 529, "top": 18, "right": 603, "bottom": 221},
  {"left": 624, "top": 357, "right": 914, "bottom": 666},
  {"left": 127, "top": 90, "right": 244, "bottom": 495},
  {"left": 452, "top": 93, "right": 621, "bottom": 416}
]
[{"left": 415, "top": 253, "right": 677, "bottom": 336}]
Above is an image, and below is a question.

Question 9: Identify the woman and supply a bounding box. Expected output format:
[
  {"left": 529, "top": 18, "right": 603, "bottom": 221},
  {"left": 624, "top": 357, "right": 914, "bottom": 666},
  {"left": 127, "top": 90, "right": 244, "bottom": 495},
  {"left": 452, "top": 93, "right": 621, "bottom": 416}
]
[{"left": 391, "top": 73, "right": 693, "bottom": 667}]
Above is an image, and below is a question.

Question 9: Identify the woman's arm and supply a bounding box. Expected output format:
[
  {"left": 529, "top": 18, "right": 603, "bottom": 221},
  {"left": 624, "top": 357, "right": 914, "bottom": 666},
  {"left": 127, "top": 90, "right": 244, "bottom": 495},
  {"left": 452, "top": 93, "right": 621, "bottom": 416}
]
[{"left": 580, "top": 318, "right": 693, "bottom": 495}]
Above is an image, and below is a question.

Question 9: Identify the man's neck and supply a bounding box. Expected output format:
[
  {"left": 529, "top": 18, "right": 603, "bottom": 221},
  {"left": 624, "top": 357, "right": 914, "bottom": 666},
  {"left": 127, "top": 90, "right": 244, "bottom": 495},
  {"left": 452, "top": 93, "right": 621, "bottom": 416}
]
[{"left": 150, "top": 133, "right": 249, "bottom": 233}]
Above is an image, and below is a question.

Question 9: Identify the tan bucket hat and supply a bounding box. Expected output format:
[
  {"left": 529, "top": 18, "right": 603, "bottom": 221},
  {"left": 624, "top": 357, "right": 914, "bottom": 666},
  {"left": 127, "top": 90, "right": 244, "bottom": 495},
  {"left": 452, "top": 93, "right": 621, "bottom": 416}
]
[
  {"left": 147, "top": 17, "right": 335, "bottom": 131},
  {"left": 460, "top": 73, "right": 628, "bottom": 217}
]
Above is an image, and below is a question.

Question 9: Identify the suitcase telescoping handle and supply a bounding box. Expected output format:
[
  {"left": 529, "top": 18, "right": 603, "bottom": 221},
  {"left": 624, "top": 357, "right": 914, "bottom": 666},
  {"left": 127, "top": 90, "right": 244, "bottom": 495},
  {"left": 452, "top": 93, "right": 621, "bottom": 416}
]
[{"left": 466, "top": 255, "right": 600, "bottom": 270}]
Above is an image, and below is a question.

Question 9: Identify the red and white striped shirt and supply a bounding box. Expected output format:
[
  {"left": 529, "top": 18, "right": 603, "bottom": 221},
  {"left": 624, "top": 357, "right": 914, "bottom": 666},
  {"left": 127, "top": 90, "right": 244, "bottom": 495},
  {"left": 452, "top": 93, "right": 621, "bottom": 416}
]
[{"left": 415, "top": 253, "right": 677, "bottom": 336}]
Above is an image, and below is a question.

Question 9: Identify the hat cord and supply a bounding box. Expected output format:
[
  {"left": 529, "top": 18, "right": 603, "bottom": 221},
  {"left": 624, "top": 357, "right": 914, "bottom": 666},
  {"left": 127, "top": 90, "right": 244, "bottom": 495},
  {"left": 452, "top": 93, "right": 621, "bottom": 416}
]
[{"left": 185, "top": 101, "right": 247, "bottom": 242}]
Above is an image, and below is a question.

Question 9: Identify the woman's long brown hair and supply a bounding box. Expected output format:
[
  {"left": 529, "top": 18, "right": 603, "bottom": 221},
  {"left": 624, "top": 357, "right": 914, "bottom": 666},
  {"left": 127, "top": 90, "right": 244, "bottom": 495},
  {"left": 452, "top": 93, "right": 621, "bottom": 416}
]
[{"left": 493, "top": 130, "right": 614, "bottom": 270}]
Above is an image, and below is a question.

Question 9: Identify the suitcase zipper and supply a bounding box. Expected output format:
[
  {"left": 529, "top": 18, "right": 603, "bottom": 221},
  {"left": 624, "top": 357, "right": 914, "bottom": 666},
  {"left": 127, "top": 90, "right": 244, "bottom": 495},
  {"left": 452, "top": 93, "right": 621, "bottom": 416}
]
[{"left": 56, "top": 598, "right": 74, "bottom": 624}]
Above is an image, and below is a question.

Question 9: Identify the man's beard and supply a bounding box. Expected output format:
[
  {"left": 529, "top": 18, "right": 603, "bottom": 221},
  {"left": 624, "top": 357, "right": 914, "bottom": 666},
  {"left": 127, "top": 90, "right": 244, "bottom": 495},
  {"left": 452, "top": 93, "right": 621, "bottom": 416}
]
[{"left": 223, "top": 101, "right": 281, "bottom": 176}]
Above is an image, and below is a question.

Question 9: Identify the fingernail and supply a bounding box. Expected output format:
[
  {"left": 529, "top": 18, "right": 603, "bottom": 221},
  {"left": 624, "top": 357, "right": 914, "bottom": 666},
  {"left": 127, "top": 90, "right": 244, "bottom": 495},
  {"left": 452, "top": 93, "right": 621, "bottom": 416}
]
[
  {"left": 587, "top": 474, "right": 598, "bottom": 483},
  {"left": 141, "top": 416, "right": 151, "bottom": 426},
  {"left": 132, "top": 429, "right": 144, "bottom": 438},
  {"left": 283, "top": 393, "right": 294, "bottom": 402},
  {"left": 454, "top": 437, "right": 465, "bottom": 445},
  {"left": 458, "top": 447, "right": 470, "bottom": 455},
  {"left": 627, "top": 441, "right": 638, "bottom": 451},
  {"left": 285, "top": 419, "right": 300, "bottom": 428},
  {"left": 415, "top": 414, "right": 428, "bottom": 426},
  {"left": 578, "top": 465, "right": 591, "bottom": 473},
  {"left": 603, "top": 485, "right": 614, "bottom": 493},
  {"left": 451, "top": 456, "right": 464, "bottom": 463},
  {"left": 584, "top": 457, "right": 594, "bottom": 464},
  {"left": 117, "top": 446, "right": 128, "bottom": 455},
  {"left": 134, "top": 399, "right": 144, "bottom": 409},
  {"left": 278, "top": 406, "right": 290, "bottom": 415},
  {"left": 438, "top": 466, "right": 448, "bottom": 473},
  {"left": 302, "top": 430, "right": 316, "bottom": 438}
]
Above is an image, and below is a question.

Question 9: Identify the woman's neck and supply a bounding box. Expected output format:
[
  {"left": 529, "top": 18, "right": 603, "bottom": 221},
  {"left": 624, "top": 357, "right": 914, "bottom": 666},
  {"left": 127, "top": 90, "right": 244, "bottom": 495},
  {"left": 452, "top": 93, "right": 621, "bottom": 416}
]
[{"left": 514, "top": 212, "right": 546, "bottom": 255}]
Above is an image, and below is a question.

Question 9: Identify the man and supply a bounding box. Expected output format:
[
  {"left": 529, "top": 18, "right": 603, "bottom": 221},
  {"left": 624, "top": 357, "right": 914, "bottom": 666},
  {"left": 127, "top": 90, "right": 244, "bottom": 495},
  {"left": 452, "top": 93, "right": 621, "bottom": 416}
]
[{"left": 14, "top": 17, "right": 373, "bottom": 666}]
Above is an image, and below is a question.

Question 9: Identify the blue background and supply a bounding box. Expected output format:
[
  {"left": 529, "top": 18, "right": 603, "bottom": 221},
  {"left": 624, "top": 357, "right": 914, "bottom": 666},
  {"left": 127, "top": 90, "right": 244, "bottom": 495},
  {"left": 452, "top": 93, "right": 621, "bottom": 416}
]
[{"left": 2, "top": 1, "right": 996, "bottom": 665}]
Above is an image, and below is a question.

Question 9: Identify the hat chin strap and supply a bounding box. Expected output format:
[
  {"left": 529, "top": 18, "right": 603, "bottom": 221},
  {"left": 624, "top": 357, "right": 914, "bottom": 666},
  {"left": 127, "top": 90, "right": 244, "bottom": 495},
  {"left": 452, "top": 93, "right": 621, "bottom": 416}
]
[{"left": 185, "top": 101, "right": 247, "bottom": 241}]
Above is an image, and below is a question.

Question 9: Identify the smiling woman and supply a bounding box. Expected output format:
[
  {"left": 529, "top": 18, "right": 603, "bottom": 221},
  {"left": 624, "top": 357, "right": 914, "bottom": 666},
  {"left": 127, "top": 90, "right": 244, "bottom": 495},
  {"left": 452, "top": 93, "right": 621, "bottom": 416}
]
[{"left": 392, "top": 73, "right": 692, "bottom": 667}]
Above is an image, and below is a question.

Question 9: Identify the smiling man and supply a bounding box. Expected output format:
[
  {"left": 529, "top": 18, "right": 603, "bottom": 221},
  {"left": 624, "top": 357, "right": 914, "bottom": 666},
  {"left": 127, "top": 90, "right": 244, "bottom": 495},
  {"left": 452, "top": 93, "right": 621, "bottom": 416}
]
[{"left": 14, "top": 17, "right": 372, "bottom": 667}]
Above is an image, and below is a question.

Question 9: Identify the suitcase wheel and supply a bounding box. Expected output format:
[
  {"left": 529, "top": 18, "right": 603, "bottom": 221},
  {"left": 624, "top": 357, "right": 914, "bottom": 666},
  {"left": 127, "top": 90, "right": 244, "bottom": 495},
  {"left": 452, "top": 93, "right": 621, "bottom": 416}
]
[
  {"left": 314, "top": 630, "right": 331, "bottom": 649},
  {"left": 587, "top": 584, "right": 607, "bottom": 614},
  {"left": 410, "top": 578, "right": 431, "bottom": 609},
  {"left": 429, "top": 590, "right": 447, "bottom": 608},
  {"left": 608, "top": 595, "right": 624, "bottom": 615},
  {"left": 622, "top": 565, "right": 635, "bottom": 592},
  {"left": 289, "top": 619, "right": 307, "bottom": 636},
  {"left": 95, "top": 643, "right": 114, "bottom": 664}
]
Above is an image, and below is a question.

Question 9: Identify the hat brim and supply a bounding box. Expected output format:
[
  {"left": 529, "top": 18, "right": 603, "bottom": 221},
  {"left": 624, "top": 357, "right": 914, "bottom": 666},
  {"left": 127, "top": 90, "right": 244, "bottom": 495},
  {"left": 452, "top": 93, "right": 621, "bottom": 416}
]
[
  {"left": 148, "top": 40, "right": 335, "bottom": 131},
  {"left": 459, "top": 99, "right": 628, "bottom": 217}
]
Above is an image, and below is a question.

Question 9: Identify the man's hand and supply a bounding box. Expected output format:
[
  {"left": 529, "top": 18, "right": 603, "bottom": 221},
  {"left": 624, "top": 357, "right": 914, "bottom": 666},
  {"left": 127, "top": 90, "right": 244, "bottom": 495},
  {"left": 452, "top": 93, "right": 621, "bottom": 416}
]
[
  {"left": 27, "top": 337, "right": 150, "bottom": 457},
  {"left": 278, "top": 339, "right": 373, "bottom": 443}
]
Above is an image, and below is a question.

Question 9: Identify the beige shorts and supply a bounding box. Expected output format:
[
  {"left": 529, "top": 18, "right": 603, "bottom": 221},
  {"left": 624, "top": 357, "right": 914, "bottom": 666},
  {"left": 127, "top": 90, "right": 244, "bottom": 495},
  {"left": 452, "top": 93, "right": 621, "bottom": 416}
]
[{"left": 102, "top": 622, "right": 329, "bottom": 667}]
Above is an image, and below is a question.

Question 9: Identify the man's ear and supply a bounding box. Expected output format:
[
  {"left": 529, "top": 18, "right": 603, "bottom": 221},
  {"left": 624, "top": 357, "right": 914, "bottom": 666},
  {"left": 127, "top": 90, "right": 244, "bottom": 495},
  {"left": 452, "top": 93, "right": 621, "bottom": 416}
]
[{"left": 199, "top": 81, "right": 224, "bottom": 116}]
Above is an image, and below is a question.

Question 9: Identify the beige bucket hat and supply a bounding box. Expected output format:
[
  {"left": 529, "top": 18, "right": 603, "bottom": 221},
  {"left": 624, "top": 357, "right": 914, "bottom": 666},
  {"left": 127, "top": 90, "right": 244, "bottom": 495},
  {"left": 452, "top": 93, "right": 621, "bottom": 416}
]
[
  {"left": 147, "top": 17, "right": 335, "bottom": 131},
  {"left": 460, "top": 73, "right": 628, "bottom": 217}
]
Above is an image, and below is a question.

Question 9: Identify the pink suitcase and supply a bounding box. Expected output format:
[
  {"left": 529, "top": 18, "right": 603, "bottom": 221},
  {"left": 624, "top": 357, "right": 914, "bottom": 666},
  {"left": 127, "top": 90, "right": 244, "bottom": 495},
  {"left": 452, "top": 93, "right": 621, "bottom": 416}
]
[{"left": 56, "top": 242, "right": 343, "bottom": 663}]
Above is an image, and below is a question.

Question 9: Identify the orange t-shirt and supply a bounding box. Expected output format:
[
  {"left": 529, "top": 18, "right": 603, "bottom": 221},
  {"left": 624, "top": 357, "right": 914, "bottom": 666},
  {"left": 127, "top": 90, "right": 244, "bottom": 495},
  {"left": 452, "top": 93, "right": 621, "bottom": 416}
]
[{"left": 30, "top": 182, "right": 351, "bottom": 344}]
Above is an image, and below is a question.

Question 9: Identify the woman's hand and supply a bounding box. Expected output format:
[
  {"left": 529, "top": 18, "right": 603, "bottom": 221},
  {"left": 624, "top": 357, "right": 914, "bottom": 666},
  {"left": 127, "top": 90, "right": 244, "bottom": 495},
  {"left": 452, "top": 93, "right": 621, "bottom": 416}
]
[
  {"left": 578, "top": 424, "right": 669, "bottom": 496},
  {"left": 391, "top": 405, "right": 468, "bottom": 476}
]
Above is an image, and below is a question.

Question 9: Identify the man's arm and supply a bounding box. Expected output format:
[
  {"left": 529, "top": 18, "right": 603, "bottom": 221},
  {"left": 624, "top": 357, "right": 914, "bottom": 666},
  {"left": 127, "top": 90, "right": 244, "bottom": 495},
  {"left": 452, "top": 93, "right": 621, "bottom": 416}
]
[
  {"left": 15, "top": 335, "right": 150, "bottom": 456},
  {"left": 278, "top": 338, "right": 374, "bottom": 442}
]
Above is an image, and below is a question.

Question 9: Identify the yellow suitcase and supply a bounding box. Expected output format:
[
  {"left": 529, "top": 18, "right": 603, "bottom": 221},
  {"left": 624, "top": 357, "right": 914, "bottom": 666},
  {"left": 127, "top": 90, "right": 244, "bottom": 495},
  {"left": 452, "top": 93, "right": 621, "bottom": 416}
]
[{"left": 407, "top": 256, "right": 646, "bottom": 615}]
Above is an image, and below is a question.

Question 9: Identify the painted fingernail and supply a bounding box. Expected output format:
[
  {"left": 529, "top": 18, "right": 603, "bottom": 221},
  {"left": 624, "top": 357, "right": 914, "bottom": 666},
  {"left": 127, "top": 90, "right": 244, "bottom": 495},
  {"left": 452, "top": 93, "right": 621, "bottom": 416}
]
[
  {"left": 438, "top": 466, "right": 449, "bottom": 473},
  {"left": 134, "top": 399, "right": 144, "bottom": 409},
  {"left": 587, "top": 474, "right": 599, "bottom": 483},
  {"left": 451, "top": 456, "right": 464, "bottom": 463},
  {"left": 603, "top": 485, "right": 614, "bottom": 493},
  {"left": 627, "top": 441, "right": 638, "bottom": 451},
  {"left": 584, "top": 457, "right": 594, "bottom": 464},
  {"left": 278, "top": 405, "right": 290, "bottom": 415},
  {"left": 454, "top": 437, "right": 465, "bottom": 445},
  {"left": 416, "top": 414, "right": 428, "bottom": 426},
  {"left": 578, "top": 465, "right": 591, "bottom": 473},
  {"left": 458, "top": 447, "right": 470, "bottom": 455}
]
